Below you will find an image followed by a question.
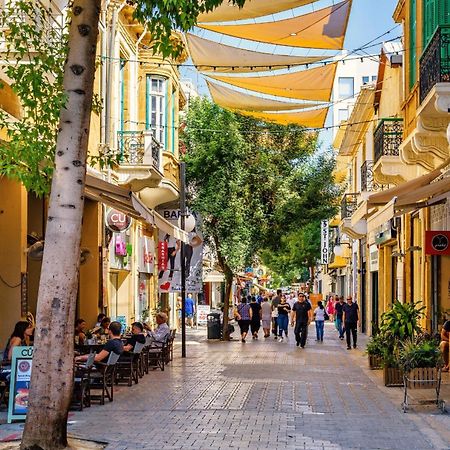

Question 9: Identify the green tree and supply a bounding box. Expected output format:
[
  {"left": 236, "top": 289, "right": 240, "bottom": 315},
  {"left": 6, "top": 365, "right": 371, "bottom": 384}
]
[{"left": 0, "top": 1, "right": 248, "bottom": 449}]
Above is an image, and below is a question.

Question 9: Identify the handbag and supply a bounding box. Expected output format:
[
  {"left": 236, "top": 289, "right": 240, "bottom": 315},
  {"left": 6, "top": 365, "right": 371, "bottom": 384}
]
[{"left": 324, "top": 310, "right": 330, "bottom": 321}]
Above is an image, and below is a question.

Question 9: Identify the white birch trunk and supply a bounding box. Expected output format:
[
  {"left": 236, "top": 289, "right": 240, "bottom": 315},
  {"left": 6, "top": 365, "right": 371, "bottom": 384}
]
[{"left": 21, "top": 1, "right": 101, "bottom": 448}]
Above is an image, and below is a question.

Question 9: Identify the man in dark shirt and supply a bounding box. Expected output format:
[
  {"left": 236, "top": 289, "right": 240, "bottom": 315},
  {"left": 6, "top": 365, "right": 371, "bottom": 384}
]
[
  {"left": 343, "top": 296, "right": 359, "bottom": 349},
  {"left": 123, "top": 322, "right": 146, "bottom": 352},
  {"left": 334, "top": 296, "right": 345, "bottom": 340},
  {"left": 271, "top": 290, "right": 282, "bottom": 338},
  {"left": 291, "top": 293, "right": 312, "bottom": 348}
]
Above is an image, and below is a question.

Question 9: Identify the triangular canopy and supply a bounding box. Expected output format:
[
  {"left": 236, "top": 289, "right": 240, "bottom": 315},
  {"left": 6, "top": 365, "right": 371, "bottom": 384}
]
[
  {"left": 186, "top": 33, "right": 326, "bottom": 73},
  {"left": 208, "top": 63, "right": 337, "bottom": 102},
  {"left": 207, "top": 80, "right": 320, "bottom": 111},
  {"left": 238, "top": 107, "right": 329, "bottom": 128},
  {"left": 198, "top": 0, "right": 318, "bottom": 23},
  {"left": 198, "top": 0, "right": 351, "bottom": 50}
]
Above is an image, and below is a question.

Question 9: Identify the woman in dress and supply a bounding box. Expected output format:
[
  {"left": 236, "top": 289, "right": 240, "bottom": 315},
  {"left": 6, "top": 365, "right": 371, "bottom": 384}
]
[
  {"left": 277, "top": 295, "right": 291, "bottom": 341},
  {"left": 314, "top": 301, "right": 326, "bottom": 342},
  {"left": 249, "top": 296, "right": 262, "bottom": 339},
  {"left": 234, "top": 296, "right": 252, "bottom": 343}
]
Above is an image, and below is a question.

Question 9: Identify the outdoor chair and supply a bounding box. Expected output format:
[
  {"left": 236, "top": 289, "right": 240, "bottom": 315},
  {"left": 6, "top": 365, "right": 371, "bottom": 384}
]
[
  {"left": 115, "top": 341, "right": 145, "bottom": 386},
  {"left": 148, "top": 335, "right": 170, "bottom": 371},
  {"left": 72, "top": 352, "right": 95, "bottom": 411},
  {"left": 88, "top": 351, "right": 120, "bottom": 404}
]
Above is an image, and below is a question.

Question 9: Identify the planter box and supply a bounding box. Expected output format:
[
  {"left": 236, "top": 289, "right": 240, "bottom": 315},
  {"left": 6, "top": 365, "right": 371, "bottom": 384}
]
[
  {"left": 383, "top": 367, "right": 404, "bottom": 387},
  {"left": 368, "top": 355, "right": 383, "bottom": 370},
  {"left": 404, "top": 367, "right": 439, "bottom": 389}
]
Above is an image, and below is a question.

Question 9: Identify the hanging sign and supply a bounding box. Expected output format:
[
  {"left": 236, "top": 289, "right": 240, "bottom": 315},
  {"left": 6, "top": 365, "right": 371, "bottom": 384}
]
[
  {"left": 320, "top": 220, "right": 329, "bottom": 264},
  {"left": 139, "top": 236, "right": 155, "bottom": 273},
  {"left": 425, "top": 231, "right": 450, "bottom": 255},
  {"left": 106, "top": 208, "right": 132, "bottom": 232},
  {"left": 158, "top": 240, "right": 168, "bottom": 272},
  {"left": 7, "top": 346, "right": 33, "bottom": 423}
]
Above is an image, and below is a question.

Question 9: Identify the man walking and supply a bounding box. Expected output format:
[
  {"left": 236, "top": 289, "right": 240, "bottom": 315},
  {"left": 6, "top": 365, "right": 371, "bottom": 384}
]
[
  {"left": 343, "top": 296, "right": 359, "bottom": 349},
  {"left": 334, "top": 296, "right": 345, "bottom": 340},
  {"left": 185, "top": 293, "right": 195, "bottom": 328},
  {"left": 271, "top": 289, "right": 282, "bottom": 338},
  {"left": 291, "top": 293, "right": 311, "bottom": 348}
]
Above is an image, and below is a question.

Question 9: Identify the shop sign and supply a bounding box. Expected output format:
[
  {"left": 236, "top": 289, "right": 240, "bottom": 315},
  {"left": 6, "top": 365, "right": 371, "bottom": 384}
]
[
  {"left": 369, "top": 244, "right": 379, "bottom": 272},
  {"left": 158, "top": 240, "right": 168, "bottom": 272},
  {"left": 197, "top": 304, "right": 211, "bottom": 325},
  {"left": 8, "top": 346, "right": 33, "bottom": 423},
  {"left": 425, "top": 231, "right": 450, "bottom": 255},
  {"left": 320, "top": 220, "right": 329, "bottom": 264},
  {"left": 375, "top": 220, "right": 396, "bottom": 245},
  {"left": 139, "top": 236, "right": 155, "bottom": 273},
  {"left": 106, "top": 208, "right": 132, "bottom": 232}
]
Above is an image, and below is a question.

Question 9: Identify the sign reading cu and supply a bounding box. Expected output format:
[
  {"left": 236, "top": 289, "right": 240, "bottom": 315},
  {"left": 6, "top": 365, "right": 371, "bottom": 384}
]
[
  {"left": 425, "top": 231, "right": 450, "bottom": 255},
  {"left": 106, "top": 208, "right": 132, "bottom": 232}
]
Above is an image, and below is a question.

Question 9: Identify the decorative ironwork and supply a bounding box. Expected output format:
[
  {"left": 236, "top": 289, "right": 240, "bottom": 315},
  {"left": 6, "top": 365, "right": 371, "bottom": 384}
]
[
  {"left": 341, "top": 193, "right": 358, "bottom": 220},
  {"left": 374, "top": 118, "right": 403, "bottom": 164},
  {"left": 420, "top": 25, "right": 450, "bottom": 104},
  {"left": 117, "top": 131, "right": 145, "bottom": 164},
  {"left": 361, "top": 160, "right": 387, "bottom": 192}
]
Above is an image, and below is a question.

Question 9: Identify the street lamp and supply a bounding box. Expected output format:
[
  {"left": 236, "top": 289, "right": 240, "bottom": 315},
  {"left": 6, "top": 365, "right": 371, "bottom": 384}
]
[{"left": 333, "top": 242, "right": 351, "bottom": 257}]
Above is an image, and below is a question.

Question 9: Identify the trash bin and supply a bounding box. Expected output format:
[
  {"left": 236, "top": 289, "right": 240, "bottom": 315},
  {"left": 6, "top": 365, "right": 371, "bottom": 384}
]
[{"left": 207, "top": 313, "right": 221, "bottom": 339}]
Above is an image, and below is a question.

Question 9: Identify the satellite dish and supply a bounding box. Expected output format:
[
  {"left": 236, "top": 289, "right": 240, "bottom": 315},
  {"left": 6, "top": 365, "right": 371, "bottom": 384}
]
[
  {"left": 27, "top": 241, "right": 44, "bottom": 261},
  {"left": 80, "top": 248, "right": 92, "bottom": 265}
]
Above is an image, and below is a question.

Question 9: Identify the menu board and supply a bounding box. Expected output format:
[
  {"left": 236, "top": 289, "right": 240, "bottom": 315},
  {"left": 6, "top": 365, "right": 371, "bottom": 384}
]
[{"left": 7, "top": 346, "right": 33, "bottom": 423}]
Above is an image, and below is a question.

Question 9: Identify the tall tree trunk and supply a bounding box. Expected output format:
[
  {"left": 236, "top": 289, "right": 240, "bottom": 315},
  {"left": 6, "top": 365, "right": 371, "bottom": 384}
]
[
  {"left": 21, "top": 2, "right": 100, "bottom": 449},
  {"left": 222, "top": 265, "right": 233, "bottom": 340}
]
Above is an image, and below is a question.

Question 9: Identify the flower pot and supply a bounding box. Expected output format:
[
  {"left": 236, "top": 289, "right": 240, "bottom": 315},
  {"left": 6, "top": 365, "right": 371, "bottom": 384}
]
[
  {"left": 368, "top": 355, "right": 383, "bottom": 370},
  {"left": 404, "top": 367, "right": 439, "bottom": 389},
  {"left": 383, "top": 367, "right": 403, "bottom": 387}
]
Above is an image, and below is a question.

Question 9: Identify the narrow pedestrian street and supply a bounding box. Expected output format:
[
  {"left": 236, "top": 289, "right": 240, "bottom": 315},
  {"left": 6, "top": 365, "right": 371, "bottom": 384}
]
[{"left": 3, "top": 324, "right": 449, "bottom": 450}]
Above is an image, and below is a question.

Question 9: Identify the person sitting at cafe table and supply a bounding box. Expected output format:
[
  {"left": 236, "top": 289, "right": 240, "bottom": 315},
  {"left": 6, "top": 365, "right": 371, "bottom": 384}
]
[
  {"left": 75, "top": 321, "right": 123, "bottom": 364},
  {"left": 123, "top": 322, "right": 146, "bottom": 352},
  {"left": 146, "top": 312, "right": 170, "bottom": 344},
  {"left": 93, "top": 317, "right": 111, "bottom": 337},
  {"left": 74, "top": 318, "right": 87, "bottom": 345},
  {"left": 439, "top": 320, "right": 450, "bottom": 372},
  {"left": 95, "top": 313, "right": 106, "bottom": 328}
]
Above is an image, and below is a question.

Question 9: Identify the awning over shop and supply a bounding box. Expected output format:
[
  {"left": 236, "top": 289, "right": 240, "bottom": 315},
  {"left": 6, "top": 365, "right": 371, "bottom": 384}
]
[
  {"left": 207, "top": 80, "right": 319, "bottom": 112},
  {"left": 187, "top": 34, "right": 326, "bottom": 74},
  {"left": 85, "top": 175, "right": 188, "bottom": 242},
  {"left": 367, "top": 200, "right": 395, "bottom": 230},
  {"left": 204, "top": 271, "right": 225, "bottom": 283},
  {"left": 208, "top": 63, "right": 337, "bottom": 102},
  {"left": 328, "top": 255, "right": 348, "bottom": 269},
  {"left": 197, "top": 0, "right": 317, "bottom": 23},
  {"left": 198, "top": 1, "right": 351, "bottom": 50}
]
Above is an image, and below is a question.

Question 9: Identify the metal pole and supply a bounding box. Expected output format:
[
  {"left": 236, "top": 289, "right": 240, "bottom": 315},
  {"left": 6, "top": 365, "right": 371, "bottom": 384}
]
[{"left": 180, "top": 162, "right": 187, "bottom": 358}]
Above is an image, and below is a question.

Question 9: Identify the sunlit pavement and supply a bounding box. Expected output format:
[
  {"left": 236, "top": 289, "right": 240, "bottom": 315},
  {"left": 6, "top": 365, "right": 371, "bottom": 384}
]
[{"left": 1, "top": 323, "right": 450, "bottom": 449}]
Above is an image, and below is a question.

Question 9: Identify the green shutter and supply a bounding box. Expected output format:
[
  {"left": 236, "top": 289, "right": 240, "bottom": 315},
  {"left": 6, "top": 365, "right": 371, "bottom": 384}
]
[
  {"left": 423, "top": 0, "right": 450, "bottom": 48},
  {"left": 409, "top": 0, "right": 417, "bottom": 89}
]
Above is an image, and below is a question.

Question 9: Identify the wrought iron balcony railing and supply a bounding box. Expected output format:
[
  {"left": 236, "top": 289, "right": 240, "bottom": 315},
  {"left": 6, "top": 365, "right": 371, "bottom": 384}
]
[
  {"left": 374, "top": 118, "right": 403, "bottom": 164},
  {"left": 420, "top": 25, "right": 450, "bottom": 104},
  {"left": 360, "top": 160, "right": 387, "bottom": 192},
  {"left": 117, "top": 130, "right": 161, "bottom": 171},
  {"left": 341, "top": 193, "right": 358, "bottom": 220}
]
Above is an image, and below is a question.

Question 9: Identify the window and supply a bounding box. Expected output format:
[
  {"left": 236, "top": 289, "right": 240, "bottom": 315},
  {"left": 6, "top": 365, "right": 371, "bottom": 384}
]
[
  {"left": 409, "top": 0, "right": 417, "bottom": 89},
  {"left": 372, "top": 75, "right": 377, "bottom": 82},
  {"left": 362, "top": 76, "right": 370, "bottom": 85},
  {"left": 146, "top": 76, "right": 167, "bottom": 146},
  {"left": 423, "top": 0, "right": 450, "bottom": 48},
  {"left": 338, "top": 77, "right": 354, "bottom": 99},
  {"left": 338, "top": 108, "right": 349, "bottom": 123}
]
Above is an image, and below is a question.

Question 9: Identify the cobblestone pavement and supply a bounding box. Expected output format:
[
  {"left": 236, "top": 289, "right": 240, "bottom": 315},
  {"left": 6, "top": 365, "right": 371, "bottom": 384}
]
[{"left": 1, "top": 323, "right": 450, "bottom": 449}]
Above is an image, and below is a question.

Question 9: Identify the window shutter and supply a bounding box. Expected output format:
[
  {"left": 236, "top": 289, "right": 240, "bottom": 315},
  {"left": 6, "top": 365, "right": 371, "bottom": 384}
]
[
  {"left": 409, "top": 0, "right": 417, "bottom": 89},
  {"left": 423, "top": 0, "right": 450, "bottom": 48}
]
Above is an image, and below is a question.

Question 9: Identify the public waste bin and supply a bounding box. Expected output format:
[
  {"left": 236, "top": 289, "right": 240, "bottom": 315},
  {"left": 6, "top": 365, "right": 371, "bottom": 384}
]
[{"left": 207, "top": 313, "right": 221, "bottom": 339}]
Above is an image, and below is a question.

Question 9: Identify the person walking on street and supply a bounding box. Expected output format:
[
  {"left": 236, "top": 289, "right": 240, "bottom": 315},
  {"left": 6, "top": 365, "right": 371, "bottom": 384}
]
[
  {"left": 271, "top": 289, "right": 282, "bottom": 338},
  {"left": 234, "top": 297, "right": 252, "bottom": 343},
  {"left": 277, "top": 295, "right": 291, "bottom": 341},
  {"left": 343, "top": 296, "right": 359, "bottom": 349},
  {"left": 314, "top": 301, "right": 326, "bottom": 342},
  {"left": 261, "top": 297, "right": 272, "bottom": 338},
  {"left": 326, "top": 296, "right": 335, "bottom": 322},
  {"left": 249, "top": 296, "right": 262, "bottom": 339},
  {"left": 334, "top": 296, "right": 345, "bottom": 340},
  {"left": 291, "top": 293, "right": 311, "bottom": 348},
  {"left": 185, "top": 293, "right": 195, "bottom": 328}
]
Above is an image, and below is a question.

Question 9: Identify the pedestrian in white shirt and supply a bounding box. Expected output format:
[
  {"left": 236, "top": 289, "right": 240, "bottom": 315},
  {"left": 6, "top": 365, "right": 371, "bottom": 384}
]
[{"left": 314, "top": 301, "right": 326, "bottom": 342}]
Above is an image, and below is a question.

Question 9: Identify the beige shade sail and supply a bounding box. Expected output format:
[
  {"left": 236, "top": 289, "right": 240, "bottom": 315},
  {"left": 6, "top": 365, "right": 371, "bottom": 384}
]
[
  {"left": 207, "top": 80, "right": 320, "bottom": 111},
  {"left": 186, "top": 33, "right": 326, "bottom": 73},
  {"left": 238, "top": 107, "right": 328, "bottom": 128},
  {"left": 198, "top": 0, "right": 352, "bottom": 50},
  {"left": 208, "top": 62, "right": 337, "bottom": 101},
  {"left": 198, "top": 0, "right": 317, "bottom": 23}
]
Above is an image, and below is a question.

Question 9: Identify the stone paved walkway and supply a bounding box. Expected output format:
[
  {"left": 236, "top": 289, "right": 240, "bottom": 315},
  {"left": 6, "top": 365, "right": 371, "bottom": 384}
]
[{"left": 1, "top": 323, "right": 450, "bottom": 449}]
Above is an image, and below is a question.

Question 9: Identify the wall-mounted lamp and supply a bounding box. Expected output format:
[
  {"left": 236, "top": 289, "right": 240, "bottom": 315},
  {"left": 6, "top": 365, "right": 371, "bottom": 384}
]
[
  {"left": 406, "top": 245, "right": 422, "bottom": 252},
  {"left": 391, "top": 250, "right": 405, "bottom": 259},
  {"left": 333, "top": 242, "right": 352, "bottom": 257}
]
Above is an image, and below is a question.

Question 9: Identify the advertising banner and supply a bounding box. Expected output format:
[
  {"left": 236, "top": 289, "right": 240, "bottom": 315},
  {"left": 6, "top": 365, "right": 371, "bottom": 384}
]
[
  {"left": 320, "top": 220, "right": 329, "bottom": 264},
  {"left": 7, "top": 346, "right": 33, "bottom": 423},
  {"left": 425, "top": 231, "right": 450, "bottom": 255},
  {"left": 139, "top": 236, "right": 155, "bottom": 274},
  {"left": 157, "top": 209, "right": 203, "bottom": 293},
  {"left": 197, "top": 304, "right": 211, "bottom": 325}
]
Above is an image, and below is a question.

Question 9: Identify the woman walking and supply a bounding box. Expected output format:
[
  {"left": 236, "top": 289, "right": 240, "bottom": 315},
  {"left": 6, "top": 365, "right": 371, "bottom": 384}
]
[
  {"left": 314, "top": 301, "right": 326, "bottom": 342},
  {"left": 234, "top": 296, "right": 252, "bottom": 343},
  {"left": 261, "top": 297, "right": 272, "bottom": 338},
  {"left": 277, "top": 295, "right": 291, "bottom": 341},
  {"left": 249, "top": 296, "right": 262, "bottom": 339},
  {"left": 326, "top": 296, "right": 335, "bottom": 322}
]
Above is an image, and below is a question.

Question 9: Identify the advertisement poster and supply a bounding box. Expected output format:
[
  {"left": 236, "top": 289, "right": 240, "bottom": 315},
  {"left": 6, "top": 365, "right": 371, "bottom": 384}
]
[
  {"left": 157, "top": 209, "right": 203, "bottom": 294},
  {"left": 197, "top": 304, "right": 211, "bottom": 325},
  {"left": 8, "top": 346, "right": 33, "bottom": 423},
  {"left": 138, "top": 236, "right": 155, "bottom": 274}
]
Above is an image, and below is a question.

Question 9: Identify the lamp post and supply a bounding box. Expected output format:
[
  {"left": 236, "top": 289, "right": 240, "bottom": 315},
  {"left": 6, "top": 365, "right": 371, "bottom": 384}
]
[{"left": 180, "top": 162, "right": 187, "bottom": 358}]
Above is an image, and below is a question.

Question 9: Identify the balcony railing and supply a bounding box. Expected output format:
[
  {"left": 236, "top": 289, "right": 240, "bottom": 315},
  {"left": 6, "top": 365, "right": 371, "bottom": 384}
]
[
  {"left": 117, "top": 130, "right": 161, "bottom": 171},
  {"left": 374, "top": 118, "right": 403, "bottom": 164},
  {"left": 420, "top": 25, "right": 450, "bottom": 104},
  {"left": 360, "top": 160, "right": 387, "bottom": 192},
  {"left": 341, "top": 193, "right": 358, "bottom": 220}
]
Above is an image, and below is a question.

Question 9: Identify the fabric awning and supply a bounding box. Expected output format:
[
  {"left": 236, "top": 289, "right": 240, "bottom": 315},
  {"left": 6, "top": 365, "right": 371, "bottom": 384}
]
[
  {"left": 186, "top": 33, "right": 326, "bottom": 73},
  {"left": 198, "top": 0, "right": 317, "bottom": 23},
  {"left": 238, "top": 107, "right": 328, "bottom": 128},
  {"left": 207, "top": 80, "right": 320, "bottom": 112},
  {"left": 395, "top": 177, "right": 450, "bottom": 210},
  {"left": 328, "top": 255, "right": 348, "bottom": 269},
  {"left": 198, "top": 1, "right": 352, "bottom": 50},
  {"left": 208, "top": 63, "right": 336, "bottom": 102}
]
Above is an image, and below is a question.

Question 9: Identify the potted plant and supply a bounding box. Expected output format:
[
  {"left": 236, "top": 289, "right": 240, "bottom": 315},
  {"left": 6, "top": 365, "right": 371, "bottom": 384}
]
[{"left": 366, "top": 334, "right": 385, "bottom": 369}]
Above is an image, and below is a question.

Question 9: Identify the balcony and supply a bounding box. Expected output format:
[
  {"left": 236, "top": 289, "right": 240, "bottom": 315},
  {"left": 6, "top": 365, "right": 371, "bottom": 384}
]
[
  {"left": 341, "top": 193, "right": 358, "bottom": 220},
  {"left": 115, "top": 130, "right": 163, "bottom": 192},
  {"left": 360, "top": 161, "right": 387, "bottom": 192},
  {"left": 374, "top": 118, "right": 403, "bottom": 164},
  {"left": 420, "top": 25, "right": 450, "bottom": 104}
]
